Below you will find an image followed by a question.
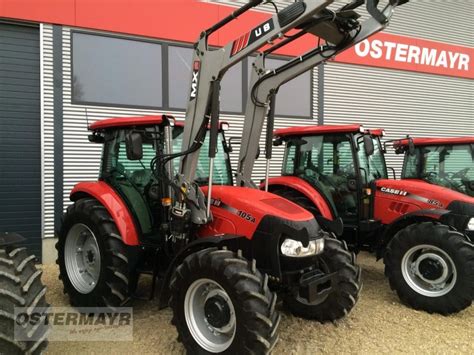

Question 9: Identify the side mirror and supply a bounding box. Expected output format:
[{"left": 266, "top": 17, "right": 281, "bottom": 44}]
[
  {"left": 363, "top": 135, "right": 374, "bottom": 156},
  {"left": 273, "top": 137, "right": 283, "bottom": 147},
  {"left": 408, "top": 139, "right": 416, "bottom": 156},
  {"left": 88, "top": 133, "right": 105, "bottom": 143},
  {"left": 125, "top": 132, "right": 143, "bottom": 161}
]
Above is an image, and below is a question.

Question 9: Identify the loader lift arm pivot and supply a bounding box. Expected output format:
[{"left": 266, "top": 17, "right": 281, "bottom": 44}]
[{"left": 236, "top": 0, "right": 407, "bottom": 187}]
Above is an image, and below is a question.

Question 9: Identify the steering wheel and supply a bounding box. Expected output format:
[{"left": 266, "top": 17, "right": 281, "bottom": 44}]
[{"left": 339, "top": 162, "right": 354, "bottom": 175}]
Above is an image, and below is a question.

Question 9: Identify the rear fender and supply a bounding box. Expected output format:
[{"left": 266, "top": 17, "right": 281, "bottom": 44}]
[
  {"left": 70, "top": 181, "right": 140, "bottom": 246},
  {"left": 265, "top": 176, "right": 334, "bottom": 220}
]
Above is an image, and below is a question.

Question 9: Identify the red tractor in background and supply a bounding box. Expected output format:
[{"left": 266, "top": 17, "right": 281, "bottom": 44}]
[
  {"left": 395, "top": 136, "right": 474, "bottom": 197},
  {"left": 266, "top": 124, "right": 474, "bottom": 314}
]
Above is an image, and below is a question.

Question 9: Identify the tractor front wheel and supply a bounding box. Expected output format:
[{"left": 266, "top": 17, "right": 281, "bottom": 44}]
[
  {"left": 384, "top": 222, "right": 474, "bottom": 314},
  {"left": 170, "top": 248, "right": 280, "bottom": 354},
  {"left": 57, "top": 198, "right": 130, "bottom": 309},
  {"left": 283, "top": 237, "right": 361, "bottom": 323}
]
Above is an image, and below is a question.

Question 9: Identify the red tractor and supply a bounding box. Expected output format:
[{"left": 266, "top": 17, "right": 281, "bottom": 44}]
[
  {"left": 56, "top": 1, "right": 405, "bottom": 352},
  {"left": 395, "top": 136, "right": 474, "bottom": 197},
  {"left": 57, "top": 115, "right": 357, "bottom": 352},
  {"left": 266, "top": 124, "right": 474, "bottom": 314}
]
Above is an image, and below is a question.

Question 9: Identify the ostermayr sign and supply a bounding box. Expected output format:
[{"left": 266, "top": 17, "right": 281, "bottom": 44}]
[{"left": 335, "top": 32, "right": 474, "bottom": 79}]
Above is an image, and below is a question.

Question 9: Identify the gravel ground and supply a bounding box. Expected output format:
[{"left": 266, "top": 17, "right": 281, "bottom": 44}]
[{"left": 42, "top": 252, "right": 473, "bottom": 354}]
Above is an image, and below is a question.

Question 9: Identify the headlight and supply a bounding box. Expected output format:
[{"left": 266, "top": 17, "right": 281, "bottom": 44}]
[
  {"left": 280, "top": 238, "right": 324, "bottom": 257},
  {"left": 467, "top": 218, "right": 474, "bottom": 231}
]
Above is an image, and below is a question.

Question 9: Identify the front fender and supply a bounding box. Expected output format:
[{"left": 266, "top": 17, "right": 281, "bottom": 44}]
[
  {"left": 265, "top": 176, "right": 334, "bottom": 220},
  {"left": 378, "top": 208, "right": 455, "bottom": 259},
  {"left": 70, "top": 181, "right": 140, "bottom": 246}
]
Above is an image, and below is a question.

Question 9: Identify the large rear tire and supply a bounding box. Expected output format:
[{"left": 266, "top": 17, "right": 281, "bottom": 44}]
[
  {"left": 57, "top": 198, "right": 130, "bottom": 309},
  {"left": 384, "top": 222, "right": 474, "bottom": 314},
  {"left": 0, "top": 246, "right": 49, "bottom": 354},
  {"left": 283, "top": 237, "right": 361, "bottom": 322},
  {"left": 170, "top": 248, "right": 280, "bottom": 354}
]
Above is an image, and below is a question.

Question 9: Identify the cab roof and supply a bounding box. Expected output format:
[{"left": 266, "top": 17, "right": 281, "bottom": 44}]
[
  {"left": 273, "top": 124, "right": 384, "bottom": 137},
  {"left": 89, "top": 115, "right": 169, "bottom": 130},
  {"left": 394, "top": 137, "right": 474, "bottom": 147},
  {"left": 88, "top": 115, "right": 230, "bottom": 131}
]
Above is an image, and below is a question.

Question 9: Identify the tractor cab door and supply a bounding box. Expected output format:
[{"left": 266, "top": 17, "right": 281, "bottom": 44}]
[
  {"left": 285, "top": 134, "right": 359, "bottom": 223},
  {"left": 101, "top": 127, "right": 159, "bottom": 237},
  {"left": 353, "top": 134, "right": 388, "bottom": 242}
]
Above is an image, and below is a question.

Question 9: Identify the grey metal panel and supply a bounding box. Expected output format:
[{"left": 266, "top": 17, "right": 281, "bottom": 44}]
[
  {"left": 324, "top": 62, "right": 474, "bottom": 176},
  {"left": 0, "top": 23, "right": 41, "bottom": 256},
  {"left": 42, "top": 24, "right": 55, "bottom": 240}
]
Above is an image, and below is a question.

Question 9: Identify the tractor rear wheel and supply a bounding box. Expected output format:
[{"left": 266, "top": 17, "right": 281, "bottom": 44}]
[
  {"left": 170, "top": 248, "right": 280, "bottom": 354},
  {"left": 283, "top": 236, "right": 361, "bottom": 322},
  {"left": 0, "top": 246, "right": 49, "bottom": 354},
  {"left": 57, "top": 198, "right": 130, "bottom": 309},
  {"left": 384, "top": 222, "right": 474, "bottom": 314}
]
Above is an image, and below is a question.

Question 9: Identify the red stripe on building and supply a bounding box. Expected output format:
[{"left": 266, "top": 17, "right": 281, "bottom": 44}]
[{"left": 0, "top": 0, "right": 472, "bottom": 78}]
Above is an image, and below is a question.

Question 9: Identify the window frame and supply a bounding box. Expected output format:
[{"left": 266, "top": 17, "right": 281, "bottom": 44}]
[
  {"left": 71, "top": 30, "right": 166, "bottom": 110},
  {"left": 70, "top": 30, "right": 313, "bottom": 118}
]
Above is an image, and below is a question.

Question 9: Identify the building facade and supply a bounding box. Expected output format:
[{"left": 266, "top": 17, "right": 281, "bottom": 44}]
[{"left": 0, "top": 0, "right": 473, "bottom": 261}]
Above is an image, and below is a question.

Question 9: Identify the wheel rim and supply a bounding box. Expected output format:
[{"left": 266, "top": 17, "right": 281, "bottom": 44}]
[
  {"left": 401, "top": 244, "right": 457, "bottom": 297},
  {"left": 184, "top": 278, "right": 236, "bottom": 353},
  {"left": 64, "top": 223, "right": 101, "bottom": 294}
]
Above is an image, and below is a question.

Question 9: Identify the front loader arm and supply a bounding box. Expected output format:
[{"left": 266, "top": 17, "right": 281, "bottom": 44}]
[
  {"left": 176, "top": 0, "right": 346, "bottom": 224},
  {"left": 236, "top": 0, "right": 407, "bottom": 187}
]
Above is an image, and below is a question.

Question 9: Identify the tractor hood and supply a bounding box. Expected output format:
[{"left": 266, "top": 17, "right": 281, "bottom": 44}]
[
  {"left": 198, "top": 186, "right": 319, "bottom": 244},
  {"left": 375, "top": 179, "right": 474, "bottom": 212}
]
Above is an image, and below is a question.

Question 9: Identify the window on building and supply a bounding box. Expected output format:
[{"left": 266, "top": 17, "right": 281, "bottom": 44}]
[
  {"left": 168, "top": 45, "right": 243, "bottom": 113},
  {"left": 247, "top": 56, "right": 312, "bottom": 118},
  {"left": 72, "top": 32, "right": 162, "bottom": 108},
  {"left": 168, "top": 46, "right": 193, "bottom": 109}
]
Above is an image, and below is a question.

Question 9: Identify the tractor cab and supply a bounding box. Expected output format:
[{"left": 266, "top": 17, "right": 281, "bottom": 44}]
[
  {"left": 394, "top": 137, "right": 474, "bottom": 197},
  {"left": 274, "top": 124, "right": 386, "bottom": 243},
  {"left": 88, "top": 115, "right": 232, "bottom": 238}
]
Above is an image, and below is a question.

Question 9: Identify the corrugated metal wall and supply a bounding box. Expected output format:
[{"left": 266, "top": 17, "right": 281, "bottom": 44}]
[{"left": 41, "top": 24, "right": 55, "bottom": 239}]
